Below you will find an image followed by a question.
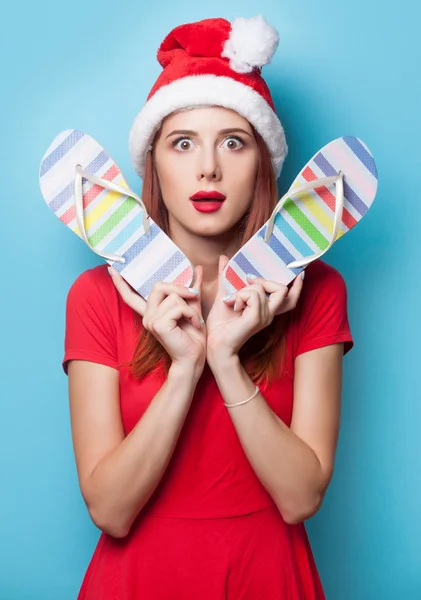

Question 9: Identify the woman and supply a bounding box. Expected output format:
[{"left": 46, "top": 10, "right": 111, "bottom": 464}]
[{"left": 64, "top": 15, "right": 354, "bottom": 599}]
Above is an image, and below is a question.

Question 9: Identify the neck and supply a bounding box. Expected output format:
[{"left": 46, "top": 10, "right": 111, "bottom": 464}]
[{"left": 168, "top": 219, "right": 239, "bottom": 284}]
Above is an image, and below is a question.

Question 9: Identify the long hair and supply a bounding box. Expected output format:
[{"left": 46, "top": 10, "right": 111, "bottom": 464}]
[{"left": 125, "top": 124, "right": 289, "bottom": 385}]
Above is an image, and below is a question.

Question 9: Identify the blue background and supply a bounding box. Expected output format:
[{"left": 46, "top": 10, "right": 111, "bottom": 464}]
[{"left": 2, "top": 0, "right": 420, "bottom": 598}]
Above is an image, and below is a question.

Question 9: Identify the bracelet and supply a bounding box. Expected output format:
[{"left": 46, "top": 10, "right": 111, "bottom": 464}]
[{"left": 224, "top": 385, "right": 260, "bottom": 408}]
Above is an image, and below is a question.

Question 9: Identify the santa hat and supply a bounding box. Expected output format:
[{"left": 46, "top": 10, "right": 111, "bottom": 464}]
[{"left": 129, "top": 15, "right": 287, "bottom": 179}]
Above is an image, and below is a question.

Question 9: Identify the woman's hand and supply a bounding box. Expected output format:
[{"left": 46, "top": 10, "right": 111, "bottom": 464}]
[
  {"left": 206, "top": 256, "right": 304, "bottom": 366},
  {"left": 108, "top": 266, "right": 207, "bottom": 378}
]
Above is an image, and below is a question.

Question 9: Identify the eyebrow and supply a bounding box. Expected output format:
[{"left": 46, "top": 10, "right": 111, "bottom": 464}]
[{"left": 165, "top": 128, "right": 253, "bottom": 139}]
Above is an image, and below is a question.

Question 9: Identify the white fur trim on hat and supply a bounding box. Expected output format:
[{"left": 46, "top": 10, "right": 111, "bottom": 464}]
[
  {"left": 221, "top": 15, "right": 279, "bottom": 74},
  {"left": 129, "top": 75, "right": 287, "bottom": 179}
]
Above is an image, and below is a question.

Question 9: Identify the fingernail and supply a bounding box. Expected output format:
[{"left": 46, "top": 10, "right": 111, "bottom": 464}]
[
  {"left": 301, "top": 272, "right": 305, "bottom": 280},
  {"left": 200, "top": 317, "right": 205, "bottom": 326},
  {"left": 188, "top": 288, "right": 199, "bottom": 295},
  {"left": 107, "top": 266, "right": 116, "bottom": 276},
  {"left": 246, "top": 273, "right": 257, "bottom": 279},
  {"left": 223, "top": 293, "right": 233, "bottom": 302},
  {"left": 233, "top": 302, "right": 237, "bottom": 312}
]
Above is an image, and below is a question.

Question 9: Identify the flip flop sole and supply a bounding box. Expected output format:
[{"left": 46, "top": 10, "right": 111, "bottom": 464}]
[
  {"left": 223, "top": 136, "right": 378, "bottom": 292},
  {"left": 39, "top": 130, "right": 194, "bottom": 298}
]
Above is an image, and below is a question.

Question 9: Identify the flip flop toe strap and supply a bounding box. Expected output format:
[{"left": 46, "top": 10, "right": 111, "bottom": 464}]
[
  {"left": 263, "top": 172, "right": 344, "bottom": 270},
  {"left": 74, "top": 166, "right": 151, "bottom": 264}
]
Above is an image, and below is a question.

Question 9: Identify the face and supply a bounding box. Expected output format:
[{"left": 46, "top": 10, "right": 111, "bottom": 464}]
[{"left": 152, "top": 106, "right": 259, "bottom": 239}]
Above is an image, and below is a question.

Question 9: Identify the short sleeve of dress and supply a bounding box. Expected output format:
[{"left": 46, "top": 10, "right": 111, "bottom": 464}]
[
  {"left": 294, "top": 260, "right": 354, "bottom": 357},
  {"left": 62, "top": 266, "right": 119, "bottom": 375}
]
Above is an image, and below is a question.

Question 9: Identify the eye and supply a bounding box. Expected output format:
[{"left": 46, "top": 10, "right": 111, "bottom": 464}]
[
  {"left": 172, "top": 137, "right": 194, "bottom": 151},
  {"left": 171, "top": 135, "right": 245, "bottom": 151},
  {"left": 221, "top": 135, "right": 245, "bottom": 150}
]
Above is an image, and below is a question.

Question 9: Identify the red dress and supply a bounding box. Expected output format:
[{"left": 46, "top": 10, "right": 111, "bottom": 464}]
[{"left": 63, "top": 259, "right": 353, "bottom": 599}]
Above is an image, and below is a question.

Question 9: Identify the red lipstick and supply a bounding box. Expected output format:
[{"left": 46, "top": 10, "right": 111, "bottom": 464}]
[
  {"left": 190, "top": 190, "right": 226, "bottom": 201},
  {"left": 190, "top": 190, "right": 226, "bottom": 213}
]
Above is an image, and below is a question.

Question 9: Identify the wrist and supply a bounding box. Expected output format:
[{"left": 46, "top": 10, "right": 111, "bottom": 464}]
[
  {"left": 207, "top": 351, "right": 240, "bottom": 374},
  {"left": 206, "top": 332, "right": 242, "bottom": 368},
  {"left": 169, "top": 359, "right": 205, "bottom": 385}
]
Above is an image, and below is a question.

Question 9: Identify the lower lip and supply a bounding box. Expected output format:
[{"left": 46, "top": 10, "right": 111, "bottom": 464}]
[{"left": 190, "top": 200, "right": 224, "bottom": 213}]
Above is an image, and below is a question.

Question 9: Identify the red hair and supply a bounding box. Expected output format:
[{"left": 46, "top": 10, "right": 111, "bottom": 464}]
[{"left": 125, "top": 124, "right": 290, "bottom": 384}]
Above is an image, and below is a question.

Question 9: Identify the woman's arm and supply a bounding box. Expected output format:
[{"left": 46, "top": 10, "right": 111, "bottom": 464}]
[
  {"left": 208, "top": 343, "right": 343, "bottom": 525},
  {"left": 69, "top": 359, "right": 200, "bottom": 538}
]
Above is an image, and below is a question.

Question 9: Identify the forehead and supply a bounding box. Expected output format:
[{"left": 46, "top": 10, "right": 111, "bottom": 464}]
[{"left": 160, "top": 106, "right": 252, "bottom": 134}]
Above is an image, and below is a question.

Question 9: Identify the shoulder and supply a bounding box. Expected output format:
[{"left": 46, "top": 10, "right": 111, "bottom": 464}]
[
  {"left": 290, "top": 259, "right": 353, "bottom": 356},
  {"left": 63, "top": 265, "right": 122, "bottom": 374},
  {"left": 301, "top": 259, "right": 347, "bottom": 290},
  {"left": 291, "top": 259, "right": 351, "bottom": 330},
  {"left": 67, "top": 264, "right": 116, "bottom": 298},
  {"left": 297, "top": 259, "right": 348, "bottom": 311},
  {"left": 66, "top": 264, "right": 121, "bottom": 316},
  {"left": 69, "top": 263, "right": 113, "bottom": 289}
]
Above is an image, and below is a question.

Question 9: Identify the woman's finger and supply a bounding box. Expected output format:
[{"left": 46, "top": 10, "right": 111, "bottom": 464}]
[
  {"left": 270, "top": 272, "right": 304, "bottom": 316},
  {"left": 188, "top": 265, "right": 204, "bottom": 318},
  {"left": 146, "top": 280, "right": 200, "bottom": 312},
  {"left": 245, "top": 272, "right": 304, "bottom": 316},
  {"left": 152, "top": 302, "right": 203, "bottom": 333},
  {"left": 283, "top": 272, "right": 305, "bottom": 309},
  {"left": 245, "top": 274, "right": 288, "bottom": 296},
  {"left": 143, "top": 292, "right": 183, "bottom": 328},
  {"left": 229, "top": 288, "right": 262, "bottom": 315},
  {"left": 224, "top": 282, "right": 267, "bottom": 312},
  {"left": 108, "top": 266, "right": 147, "bottom": 316}
]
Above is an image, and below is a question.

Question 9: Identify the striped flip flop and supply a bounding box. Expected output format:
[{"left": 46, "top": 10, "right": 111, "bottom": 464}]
[
  {"left": 39, "top": 129, "right": 194, "bottom": 299},
  {"left": 223, "top": 136, "right": 378, "bottom": 293}
]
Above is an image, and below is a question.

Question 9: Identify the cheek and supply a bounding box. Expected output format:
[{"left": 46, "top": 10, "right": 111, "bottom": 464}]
[
  {"left": 229, "top": 158, "right": 258, "bottom": 207},
  {"left": 159, "top": 150, "right": 195, "bottom": 180},
  {"left": 156, "top": 159, "right": 177, "bottom": 189},
  {"left": 157, "top": 176, "right": 190, "bottom": 220}
]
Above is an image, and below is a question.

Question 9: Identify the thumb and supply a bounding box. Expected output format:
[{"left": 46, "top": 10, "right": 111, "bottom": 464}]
[
  {"left": 188, "top": 265, "right": 203, "bottom": 316},
  {"left": 217, "top": 255, "right": 229, "bottom": 297}
]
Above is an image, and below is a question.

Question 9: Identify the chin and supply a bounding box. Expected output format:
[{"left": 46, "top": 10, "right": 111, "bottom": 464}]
[
  {"left": 170, "top": 207, "right": 247, "bottom": 239},
  {"left": 187, "top": 218, "right": 239, "bottom": 238}
]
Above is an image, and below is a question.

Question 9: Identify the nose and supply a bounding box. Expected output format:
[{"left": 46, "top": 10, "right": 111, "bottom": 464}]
[{"left": 196, "top": 146, "right": 222, "bottom": 181}]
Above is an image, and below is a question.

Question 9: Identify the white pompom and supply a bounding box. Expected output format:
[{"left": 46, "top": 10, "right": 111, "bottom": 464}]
[{"left": 221, "top": 14, "right": 279, "bottom": 74}]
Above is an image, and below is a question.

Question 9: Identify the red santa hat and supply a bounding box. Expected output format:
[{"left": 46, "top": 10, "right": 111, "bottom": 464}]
[{"left": 129, "top": 15, "right": 287, "bottom": 179}]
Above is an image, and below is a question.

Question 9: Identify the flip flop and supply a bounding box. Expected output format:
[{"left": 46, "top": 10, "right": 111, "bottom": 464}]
[
  {"left": 39, "top": 129, "right": 195, "bottom": 299},
  {"left": 223, "top": 136, "right": 378, "bottom": 293}
]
